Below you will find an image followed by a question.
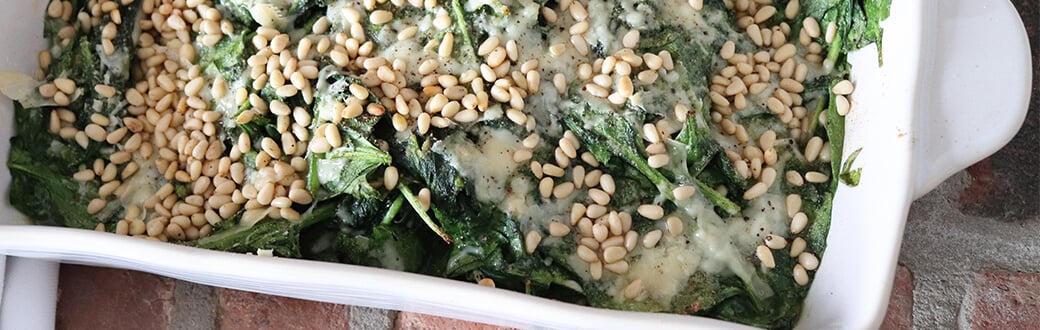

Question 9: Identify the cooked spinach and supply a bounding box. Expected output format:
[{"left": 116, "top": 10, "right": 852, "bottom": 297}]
[
  {"left": 839, "top": 147, "right": 863, "bottom": 186},
  {"left": 5, "top": 1, "right": 891, "bottom": 328}
]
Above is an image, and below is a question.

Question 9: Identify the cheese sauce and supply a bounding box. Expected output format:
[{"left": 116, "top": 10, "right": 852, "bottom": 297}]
[{"left": 322, "top": 0, "right": 806, "bottom": 303}]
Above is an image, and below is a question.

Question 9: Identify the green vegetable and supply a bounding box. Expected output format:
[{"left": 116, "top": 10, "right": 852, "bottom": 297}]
[
  {"left": 562, "top": 102, "right": 741, "bottom": 215},
  {"left": 398, "top": 184, "right": 452, "bottom": 244},
  {"left": 839, "top": 147, "right": 863, "bottom": 186},
  {"left": 798, "top": 0, "right": 892, "bottom": 70},
  {"left": 7, "top": 141, "right": 97, "bottom": 229},
  {"left": 430, "top": 194, "right": 580, "bottom": 298},
  {"left": 4, "top": 1, "right": 893, "bottom": 328},
  {"left": 823, "top": 81, "right": 847, "bottom": 192},
  {"left": 216, "top": 0, "right": 320, "bottom": 30},
  {"left": 312, "top": 122, "right": 391, "bottom": 200},
  {"left": 388, "top": 133, "right": 466, "bottom": 206},
  {"left": 198, "top": 32, "right": 249, "bottom": 82},
  {"left": 449, "top": 0, "right": 476, "bottom": 58},
  {"left": 194, "top": 200, "right": 338, "bottom": 257},
  {"left": 334, "top": 194, "right": 429, "bottom": 272}
]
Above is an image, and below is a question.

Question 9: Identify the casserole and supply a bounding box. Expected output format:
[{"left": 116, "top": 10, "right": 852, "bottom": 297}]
[{"left": 0, "top": 0, "right": 1030, "bottom": 328}]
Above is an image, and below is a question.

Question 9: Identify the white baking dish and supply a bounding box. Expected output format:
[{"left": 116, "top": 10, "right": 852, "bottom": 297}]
[{"left": 0, "top": 0, "right": 1030, "bottom": 328}]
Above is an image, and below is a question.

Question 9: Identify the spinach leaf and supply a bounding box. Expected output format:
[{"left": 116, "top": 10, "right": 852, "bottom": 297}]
[
  {"left": 7, "top": 1, "right": 142, "bottom": 229},
  {"left": 799, "top": 0, "right": 892, "bottom": 69},
  {"left": 583, "top": 272, "right": 727, "bottom": 314},
  {"left": 336, "top": 218, "right": 428, "bottom": 272},
  {"left": 562, "top": 102, "right": 740, "bottom": 215},
  {"left": 312, "top": 122, "right": 392, "bottom": 200},
  {"left": 48, "top": 34, "right": 96, "bottom": 83},
  {"left": 705, "top": 258, "right": 806, "bottom": 329},
  {"left": 198, "top": 31, "right": 249, "bottom": 82},
  {"left": 388, "top": 133, "right": 466, "bottom": 206},
  {"left": 861, "top": 0, "right": 892, "bottom": 59},
  {"left": 215, "top": 0, "right": 320, "bottom": 30},
  {"left": 430, "top": 195, "right": 580, "bottom": 298},
  {"left": 675, "top": 118, "right": 722, "bottom": 176},
  {"left": 449, "top": 0, "right": 476, "bottom": 58},
  {"left": 636, "top": 25, "right": 720, "bottom": 95},
  {"left": 783, "top": 159, "right": 834, "bottom": 254},
  {"left": 194, "top": 200, "right": 339, "bottom": 257},
  {"left": 7, "top": 143, "right": 97, "bottom": 229},
  {"left": 823, "top": 81, "right": 846, "bottom": 192},
  {"left": 334, "top": 194, "right": 429, "bottom": 272},
  {"left": 839, "top": 147, "right": 863, "bottom": 186},
  {"left": 398, "top": 183, "right": 452, "bottom": 244}
]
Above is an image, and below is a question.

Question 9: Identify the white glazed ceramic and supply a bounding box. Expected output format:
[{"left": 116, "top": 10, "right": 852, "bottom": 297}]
[{"left": 0, "top": 0, "right": 1030, "bottom": 328}]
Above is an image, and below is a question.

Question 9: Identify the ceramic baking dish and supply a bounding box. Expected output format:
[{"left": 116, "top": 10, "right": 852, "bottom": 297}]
[{"left": 0, "top": 0, "right": 1030, "bottom": 328}]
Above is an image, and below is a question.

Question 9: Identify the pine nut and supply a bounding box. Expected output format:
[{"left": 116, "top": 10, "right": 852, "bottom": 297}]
[
  {"left": 599, "top": 174, "right": 615, "bottom": 194},
  {"left": 577, "top": 244, "right": 598, "bottom": 263},
  {"left": 603, "top": 246, "right": 627, "bottom": 264},
  {"left": 790, "top": 237, "right": 807, "bottom": 257},
  {"left": 478, "top": 36, "right": 500, "bottom": 56},
  {"left": 588, "top": 188, "right": 610, "bottom": 206},
  {"left": 587, "top": 261, "right": 603, "bottom": 280},
  {"left": 794, "top": 264, "right": 810, "bottom": 285},
  {"left": 803, "top": 17, "right": 821, "bottom": 38},
  {"left": 539, "top": 177, "right": 553, "bottom": 198},
  {"left": 637, "top": 204, "right": 664, "bottom": 220},
  {"left": 765, "top": 234, "right": 787, "bottom": 250},
  {"left": 622, "top": 30, "right": 640, "bottom": 48},
  {"left": 620, "top": 279, "right": 644, "bottom": 300},
  {"left": 642, "top": 230, "right": 663, "bottom": 248},
  {"left": 87, "top": 198, "right": 107, "bottom": 214},
  {"left": 791, "top": 212, "right": 808, "bottom": 234},
  {"left": 604, "top": 260, "right": 629, "bottom": 274},
  {"left": 743, "top": 182, "right": 769, "bottom": 200},
  {"left": 833, "top": 80, "right": 855, "bottom": 95},
  {"left": 591, "top": 223, "right": 609, "bottom": 242},
  {"left": 773, "top": 43, "right": 797, "bottom": 62},
  {"left": 370, "top": 10, "right": 393, "bottom": 24},
  {"left": 548, "top": 221, "right": 571, "bottom": 237},
  {"left": 799, "top": 252, "right": 820, "bottom": 271},
  {"left": 835, "top": 95, "right": 851, "bottom": 116},
  {"left": 524, "top": 230, "right": 542, "bottom": 254},
  {"left": 661, "top": 217, "right": 681, "bottom": 238},
  {"left": 805, "top": 136, "right": 824, "bottom": 162},
  {"left": 787, "top": 194, "right": 803, "bottom": 217},
  {"left": 756, "top": 245, "right": 776, "bottom": 268},
  {"left": 672, "top": 185, "right": 696, "bottom": 200},
  {"left": 805, "top": 171, "right": 829, "bottom": 183},
  {"left": 553, "top": 182, "right": 575, "bottom": 199}
]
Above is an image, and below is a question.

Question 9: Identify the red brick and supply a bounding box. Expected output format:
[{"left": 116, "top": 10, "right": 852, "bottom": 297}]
[
  {"left": 959, "top": 160, "right": 994, "bottom": 205},
  {"left": 56, "top": 265, "right": 176, "bottom": 330},
  {"left": 395, "top": 312, "right": 511, "bottom": 330},
  {"left": 880, "top": 265, "right": 914, "bottom": 330},
  {"left": 216, "top": 288, "right": 350, "bottom": 329},
  {"left": 969, "top": 271, "right": 1040, "bottom": 329}
]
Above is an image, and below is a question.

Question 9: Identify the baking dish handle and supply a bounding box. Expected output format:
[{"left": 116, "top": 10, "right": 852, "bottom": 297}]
[{"left": 912, "top": 0, "right": 1032, "bottom": 199}]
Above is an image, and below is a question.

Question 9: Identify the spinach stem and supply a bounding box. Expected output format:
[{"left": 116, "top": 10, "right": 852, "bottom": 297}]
[
  {"left": 381, "top": 194, "right": 406, "bottom": 225},
  {"left": 450, "top": 0, "right": 476, "bottom": 58},
  {"left": 398, "top": 184, "right": 453, "bottom": 244}
]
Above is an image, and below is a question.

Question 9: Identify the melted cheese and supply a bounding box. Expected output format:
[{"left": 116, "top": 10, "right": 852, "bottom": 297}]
[
  {"left": 118, "top": 153, "right": 163, "bottom": 208},
  {"left": 128, "top": 0, "right": 820, "bottom": 306},
  {"left": 437, "top": 127, "right": 521, "bottom": 205}
]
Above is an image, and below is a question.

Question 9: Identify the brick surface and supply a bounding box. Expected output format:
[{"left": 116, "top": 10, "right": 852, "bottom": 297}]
[
  {"left": 395, "top": 312, "right": 511, "bottom": 330},
  {"left": 351, "top": 306, "right": 396, "bottom": 329},
  {"left": 880, "top": 265, "right": 914, "bottom": 330},
  {"left": 968, "top": 271, "right": 1040, "bottom": 329},
  {"left": 172, "top": 280, "right": 218, "bottom": 330},
  {"left": 56, "top": 265, "right": 176, "bottom": 330},
  {"left": 216, "top": 288, "right": 350, "bottom": 330}
]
